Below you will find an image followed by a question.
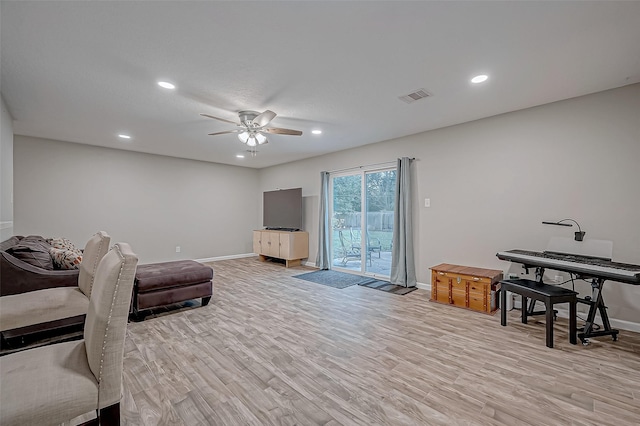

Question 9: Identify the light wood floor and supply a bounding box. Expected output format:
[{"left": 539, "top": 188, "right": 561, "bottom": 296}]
[{"left": 103, "top": 257, "right": 640, "bottom": 425}]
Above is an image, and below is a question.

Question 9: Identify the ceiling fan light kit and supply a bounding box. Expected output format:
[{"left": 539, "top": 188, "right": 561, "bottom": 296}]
[
  {"left": 201, "top": 109, "right": 303, "bottom": 156},
  {"left": 238, "top": 131, "right": 250, "bottom": 143},
  {"left": 255, "top": 133, "right": 267, "bottom": 144}
]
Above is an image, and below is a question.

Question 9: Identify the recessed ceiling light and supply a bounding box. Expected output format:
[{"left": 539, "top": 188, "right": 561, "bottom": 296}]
[
  {"left": 236, "top": 154, "right": 245, "bottom": 158},
  {"left": 118, "top": 134, "right": 131, "bottom": 139},
  {"left": 311, "top": 129, "right": 322, "bottom": 135},
  {"left": 157, "top": 81, "right": 176, "bottom": 89},
  {"left": 471, "top": 75, "right": 489, "bottom": 84}
]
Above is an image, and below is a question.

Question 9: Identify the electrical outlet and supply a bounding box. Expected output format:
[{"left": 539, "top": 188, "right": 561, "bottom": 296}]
[
  {"left": 175, "top": 246, "right": 181, "bottom": 253},
  {"left": 424, "top": 198, "right": 431, "bottom": 208}
]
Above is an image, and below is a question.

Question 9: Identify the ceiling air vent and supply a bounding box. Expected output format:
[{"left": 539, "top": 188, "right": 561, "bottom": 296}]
[{"left": 398, "top": 88, "right": 432, "bottom": 104}]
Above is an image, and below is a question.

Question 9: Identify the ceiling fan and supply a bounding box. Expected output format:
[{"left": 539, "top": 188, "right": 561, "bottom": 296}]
[{"left": 200, "top": 110, "right": 303, "bottom": 153}]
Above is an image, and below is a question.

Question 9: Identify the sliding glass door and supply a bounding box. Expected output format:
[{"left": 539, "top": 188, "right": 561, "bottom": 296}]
[
  {"left": 364, "top": 169, "right": 396, "bottom": 275},
  {"left": 330, "top": 168, "right": 396, "bottom": 277},
  {"left": 331, "top": 173, "right": 362, "bottom": 272}
]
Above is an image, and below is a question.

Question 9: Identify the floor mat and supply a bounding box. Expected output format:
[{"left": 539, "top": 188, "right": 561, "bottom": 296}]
[
  {"left": 357, "top": 278, "right": 418, "bottom": 295},
  {"left": 294, "top": 270, "right": 417, "bottom": 295},
  {"left": 293, "top": 270, "right": 373, "bottom": 289}
]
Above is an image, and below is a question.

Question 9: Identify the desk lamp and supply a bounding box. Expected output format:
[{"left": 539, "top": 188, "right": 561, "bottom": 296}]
[{"left": 542, "top": 219, "right": 585, "bottom": 241}]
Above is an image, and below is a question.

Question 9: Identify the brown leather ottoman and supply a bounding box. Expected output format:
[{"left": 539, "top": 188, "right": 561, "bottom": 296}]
[{"left": 132, "top": 260, "right": 213, "bottom": 318}]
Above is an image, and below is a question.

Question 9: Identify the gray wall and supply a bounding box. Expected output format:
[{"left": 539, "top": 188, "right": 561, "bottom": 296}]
[
  {"left": 14, "top": 136, "right": 260, "bottom": 263},
  {"left": 258, "top": 84, "right": 640, "bottom": 324},
  {"left": 1, "top": 95, "right": 14, "bottom": 241},
  {"left": 10, "top": 85, "right": 640, "bottom": 325}
]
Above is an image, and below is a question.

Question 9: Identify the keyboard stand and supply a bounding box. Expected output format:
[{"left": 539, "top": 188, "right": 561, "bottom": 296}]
[
  {"left": 578, "top": 278, "right": 619, "bottom": 344},
  {"left": 524, "top": 266, "right": 558, "bottom": 321},
  {"left": 523, "top": 265, "right": 619, "bottom": 345}
]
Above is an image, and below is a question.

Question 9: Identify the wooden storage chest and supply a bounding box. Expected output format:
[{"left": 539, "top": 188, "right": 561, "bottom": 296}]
[{"left": 430, "top": 263, "right": 503, "bottom": 314}]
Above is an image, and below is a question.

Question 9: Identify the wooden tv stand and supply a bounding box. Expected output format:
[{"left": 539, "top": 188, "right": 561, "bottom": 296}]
[{"left": 253, "top": 230, "right": 309, "bottom": 268}]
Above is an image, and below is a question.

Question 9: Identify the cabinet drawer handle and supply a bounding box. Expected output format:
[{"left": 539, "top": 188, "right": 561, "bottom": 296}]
[
  {"left": 473, "top": 277, "right": 480, "bottom": 281},
  {"left": 438, "top": 272, "right": 444, "bottom": 275}
]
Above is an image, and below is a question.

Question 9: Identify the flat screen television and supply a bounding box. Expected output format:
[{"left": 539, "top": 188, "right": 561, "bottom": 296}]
[{"left": 263, "top": 188, "right": 303, "bottom": 231}]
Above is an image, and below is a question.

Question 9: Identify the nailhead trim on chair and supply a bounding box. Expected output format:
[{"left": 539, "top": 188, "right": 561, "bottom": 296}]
[
  {"left": 87, "top": 234, "right": 106, "bottom": 296},
  {"left": 96, "top": 244, "right": 125, "bottom": 423}
]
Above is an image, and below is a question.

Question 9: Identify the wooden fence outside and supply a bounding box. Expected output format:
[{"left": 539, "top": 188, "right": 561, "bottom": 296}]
[{"left": 333, "top": 211, "right": 394, "bottom": 231}]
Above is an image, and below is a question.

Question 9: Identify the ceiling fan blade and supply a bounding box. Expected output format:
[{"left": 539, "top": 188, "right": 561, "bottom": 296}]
[
  {"left": 253, "top": 110, "right": 277, "bottom": 127},
  {"left": 264, "top": 127, "right": 303, "bottom": 136},
  {"left": 208, "top": 130, "right": 240, "bottom": 136},
  {"left": 200, "top": 113, "right": 240, "bottom": 125}
]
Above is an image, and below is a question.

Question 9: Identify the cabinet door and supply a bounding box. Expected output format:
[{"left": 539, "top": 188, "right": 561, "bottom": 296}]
[
  {"left": 267, "top": 232, "right": 280, "bottom": 257},
  {"left": 253, "top": 231, "right": 263, "bottom": 254},
  {"left": 280, "top": 233, "right": 291, "bottom": 259},
  {"left": 287, "top": 232, "right": 309, "bottom": 260}
]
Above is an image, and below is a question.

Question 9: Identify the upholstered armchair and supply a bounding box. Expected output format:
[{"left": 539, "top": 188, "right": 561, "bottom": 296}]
[
  {"left": 0, "top": 231, "right": 110, "bottom": 348},
  {"left": 0, "top": 242, "right": 138, "bottom": 425}
]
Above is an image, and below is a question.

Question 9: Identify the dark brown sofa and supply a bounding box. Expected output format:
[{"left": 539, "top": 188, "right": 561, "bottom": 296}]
[
  {"left": 1, "top": 233, "right": 111, "bottom": 352},
  {"left": 0, "top": 236, "right": 79, "bottom": 296}
]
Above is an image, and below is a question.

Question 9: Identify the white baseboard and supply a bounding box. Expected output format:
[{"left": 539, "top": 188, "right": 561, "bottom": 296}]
[
  {"left": 511, "top": 299, "right": 640, "bottom": 333},
  {"left": 607, "top": 317, "right": 640, "bottom": 334},
  {"left": 555, "top": 307, "right": 640, "bottom": 334},
  {"left": 196, "top": 253, "right": 256, "bottom": 263},
  {"left": 416, "top": 282, "right": 430, "bottom": 291}
]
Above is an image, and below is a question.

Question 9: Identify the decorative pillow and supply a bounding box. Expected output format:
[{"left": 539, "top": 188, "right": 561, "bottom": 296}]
[
  {"left": 47, "top": 237, "right": 79, "bottom": 251},
  {"left": 7, "top": 236, "right": 55, "bottom": 270},
  {"left": 49, "top": 247, "right": 83, "bottom": 270}
]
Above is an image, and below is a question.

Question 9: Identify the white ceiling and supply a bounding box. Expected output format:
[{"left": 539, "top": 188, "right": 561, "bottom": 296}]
[{"left": 2, "top": 1, "right": 640, "bottom": 169}]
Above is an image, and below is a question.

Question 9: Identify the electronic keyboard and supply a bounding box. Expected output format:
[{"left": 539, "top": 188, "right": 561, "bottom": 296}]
[{"left": 496, "top": 249, "right": 640, "bottom": 285}]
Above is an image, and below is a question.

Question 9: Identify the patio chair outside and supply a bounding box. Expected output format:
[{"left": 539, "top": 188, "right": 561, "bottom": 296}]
[
  {"left": 338, "top": 230, "right": 362, "bottom": 266},
  {"left": 350, "top": 228, "right": 381, "bottom": 260}
]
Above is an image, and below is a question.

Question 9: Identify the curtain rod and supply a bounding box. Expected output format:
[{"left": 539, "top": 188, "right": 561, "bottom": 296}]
[{"left": 327, "top": 158, "right": 415, "bottom": 174}]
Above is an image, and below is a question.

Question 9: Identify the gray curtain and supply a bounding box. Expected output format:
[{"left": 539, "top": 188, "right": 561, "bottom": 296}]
[
  {"left": 316, "top": 171, "right": 331, "bottom": 269},
  {"left": 390, "top": 157, "right": 416, "bottom": 287}
]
